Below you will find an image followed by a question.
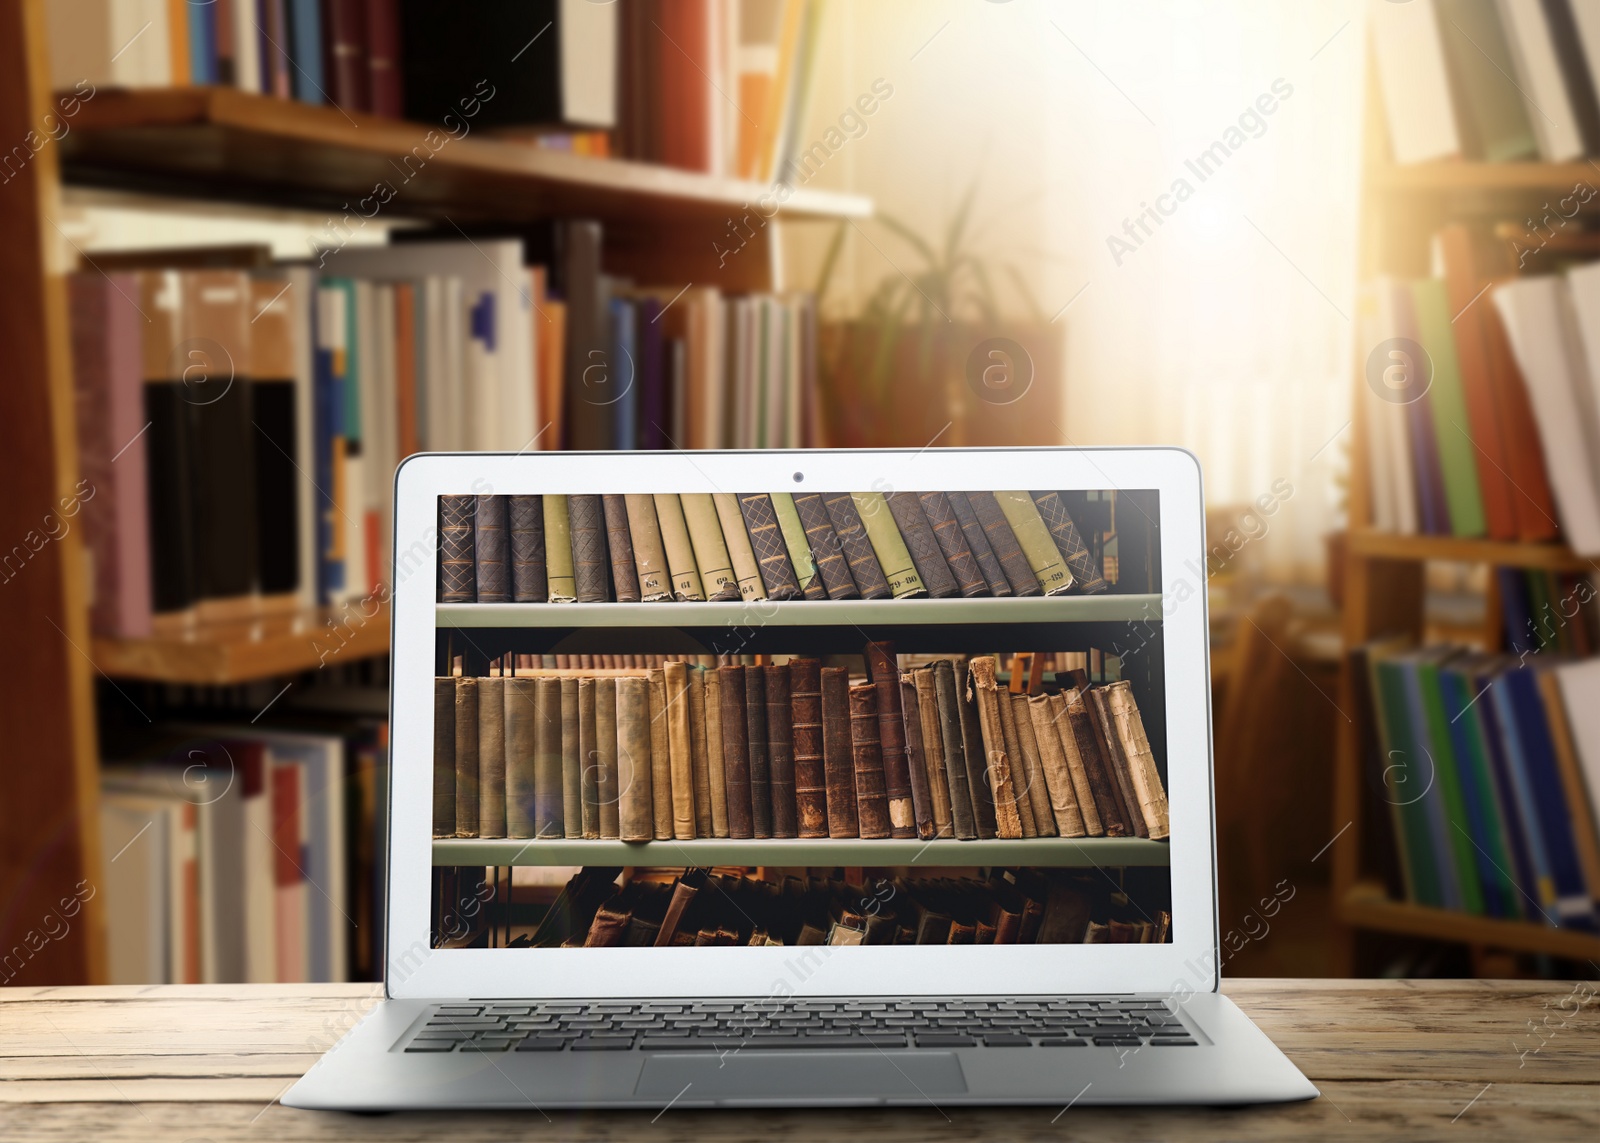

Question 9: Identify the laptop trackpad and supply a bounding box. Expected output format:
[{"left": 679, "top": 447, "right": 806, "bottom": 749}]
[{"left": 635, "top": 1051, "right": 966, "bottom": 1101}]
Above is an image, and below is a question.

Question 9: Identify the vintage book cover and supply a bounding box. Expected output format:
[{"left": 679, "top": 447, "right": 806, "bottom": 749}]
[
  {"left": 624, "top": 493, "right": 673, "bottom": 602},
  {"left": 703, "top": 665, "right": 731, "bottom": 836},
  {"left": 943, "top": 490, "right": 1013, "bottom": 596},
  {"left": 743, "top": 665, "right": 774, "bottom": 837},
  {"left": 789, "top": 658, "right": 829, "bottom": 838},
  {"left": 686, "top": 665, "right": 715, "bottom": 835},
  {"left": 793, "top": 491, "right": 859, "bottom": 599},
  {"left": 601, "top": 494, "right": 642, "bottom": 602},
  {"left": 865, "top": 642, "right": 917, "bottom": 837},
  {"left": 968, "top": 657, "right": 1024, "bottom": 839},
  {"left": 993, "top": 490, "right": 1073, "bottom": 596},
  {"left": 647, "top": 669, "right": 674, "bottom": 839},
  {"left": 849, "top": 682, "right": 893, "bottom": 839},
  {"left": 1030, "top": 490, "right": 1107, "bottom": 594},
  {"left": 474, "top": 494, "right": 510, "bottom": 602},
  {"left": 765, "top": 665, "right": 799, "bottom": 837},
  {"left": 822, "top": 492, "right": 891, "bottom": 599},
  {"left": 533, "top": 677, "right": 565, "bottom": 838},
  {"left": 567, "top": 494, "right": 611, "bottom": 602},
  {"left": 679, "top": 491, "right": 741, "bottom": 600},
  {"left": 454, "top": 677, "right": 480, "bottom": 838},
  {"left": 966, "top": 491, "right": 1042, "bottom": 596},
  {"left": 821, "top": 665, "right": 862, "bottom": 837},
  {"left": 738, "top": 492, "right": 803, "bottom": 599},
  {"left": 652, "top": 493, "right": 707, "bottom": 600},
  {"left": 477, "top": 676, "right": 507, "bottom": 838},
  {"left": 504, "top": 677, "right": 537, "bottom": 837},
  {"left": 1105, "top": 680, "right": 1171, "bottom": 839},
  {"left": 438, "top": 495, "right": 476, "bottom": 602},
  {"left": 851, "top": 491, "right": 926, "bottom": 598},
  {"left": 1009, "top": 693, "right": 1058, "bottom": 837},
  {"left": 898, "top": 673, "right": 938, "bottom": 840},
  {"left": 886, "top": 492, "right": 959, "bottom": 598},
  {"left": 1064, "top": 689, "right": 1129, "bottom": 836},
  {"left": 508, "top": 494, "right": 547, "bottom": 601},
  {"left": 714, "top": 492, "right": 768, "bottom": 601},
  {"left": 664, "top": 662, "right": 697, "bottom": 839},
  {"left": 594, "top": 678, "right": 621, "bottom": 839},
  {"left": 541, "top": 494, "right": 577, "bottom": 602},
  {"left": 616, "top": 677, "right": 655, "bottom": 842},
  {"left": 917, "top": 490, "right": 988, "bottom": 597},
  {"left": 655, "top": 869, "right": 705, "bottom": 947},
  {"left": 718, "top": 665, "right": 755, "bottom": 837},
  {"left": 933, "top": 660, "right": 983, "bottom": 839},
  {"left": 770, "top": 491, "right": 826, "bottom": 598},
  {"left": 1027, "top": 694, "right": 1087, "bottom": 837},
  {"left": 910, "top": 667, "right": 956, "bottom": 838},
  {"left": 433, "top": 677, "right": 455, "bottom": 837},
  {"left": 994, "top": 675, "right": 1039, "bottom": 838},
  {"left": 1087, "top": 687, "right": 1147, "bottom": 837},
  {"left": 578, "top": 678, "right": 600, "bottom": 838},
  {"left": 559, "top": 678, "right": 582, "bottom": 838}
]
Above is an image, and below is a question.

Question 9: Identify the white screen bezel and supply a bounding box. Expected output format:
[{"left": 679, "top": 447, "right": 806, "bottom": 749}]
[{"left": 383, "top": 448, "right": 1216, "bottom": 998}]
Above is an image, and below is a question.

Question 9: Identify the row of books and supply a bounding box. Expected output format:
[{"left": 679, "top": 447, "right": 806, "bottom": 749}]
[
  {"left": 477, "top": 867, "right": 1172, "bottom": 950},
  {"left": 1373, "top": 0, "right": 1600, "bottom": 164},
  {"left": 51, "top": 0, "right": 819, "bottom": 179},
  {"left": 1356, "top": 644, "right": 1600, "bottom": 928},
  {"left": 1500, "top": 569, "right": 1600, "bottom": 656},
  {"left": 98, "top": 721, "right": 385, "bottom": 984},
  {"left": 66, "top": 230, "right": 819, "bottom": 635},
  {"left": 434, "top": 651, "right": 1100, "bottom": 675},
  {"left": 432, "top": 650, "right": 1170, "bottom": 845},
  {"left": 436, "top": 490, "right": 1109, "bottom": 605}
]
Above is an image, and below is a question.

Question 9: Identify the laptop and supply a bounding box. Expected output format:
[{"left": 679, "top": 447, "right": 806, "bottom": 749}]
[{"left": 284, "top": 447, "right": 1318, "bottom": 1110}]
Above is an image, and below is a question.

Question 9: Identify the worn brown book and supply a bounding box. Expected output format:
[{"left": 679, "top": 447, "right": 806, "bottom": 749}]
[
  {"left": 601, "top": 494, "right": 642, "bottom": 603},
  {"left": 664, "top": 662, "right": 697, "bottom": 839},
  {"left": 789, "top": 657, "right": 829, "bottom": 838},
  {"left": 955, "top": 660, "right": 1000, "bottom": 839},
  {"left": 994, "top": 490, "right": 1074, "bottom": 596},
  {"left": 1031, "top": 490, "right": 1107, "bottom": 594},
  {"left": 652, "top": 493, "right": 706, "bottom": 601},
  {"left": 1086, "top": 686, "right": 1144, "bottom": 838},
  {"left": 595, "top": 678, "right": 621, "bottom": 839},
  {"left": 1008, "top": 693, "right": 1057, "bottom": 838},
  {"left": 718, "top": 665, "right": 754, "bottom": 838},
  {"left": 454, "top": 677, "right": 480, "bottom": 838},
  {"left": 967, "top": 491, "right": 1042, "bottom": 597},
  {"left": 616, "top": 676, "right": 655, "bottom": 842},
  {"left": 646, "top": 669, "right": 673, "bottom": 839},
  {"left": 474, "top": 494, "right": 510, "bottom": 602},
  {"left": 915, "top": 490, "right": 987, "bottom": 597},
  {"left": 738, "top": 493, "right": 802, "bottom": 599},
  {"left": 792, "top": 491, "right": 859, "bottom": 599},
  {"left": 932, "top": 660, "right": 981, "bottom": 839},
  {"left": 849, "top": 682, "right": 893, "bottom": 839},
  {"left": 477, "top": 676, "right": 507, "bottom": 838},
  {"left": 770, "top": 492, "right": 826, "bottom": 599},
  {"left": 1025, "top": 694, "right": 1087, "bottom": 837},
  {"left": 504, "top": 677, "right": 537, "bottom": 838},
  {"left": 885, "top": 492, "right": 959, "bottom": 598},
  {"left": 967, "top": 658, "right": 1023, "bottom": 839},
  {"left": 943, "top": 491, "right": 1012, "bottom": 597},
  {"left": 1045, "top": 692, "right": 1102, "bottom": 836},
  {"left": 993, "top": 672, "right": 1038, "bottom": 838},
  {"left": 764, "top": 665, "right": 798, "bottom": 837},
  {"left": 623, "top": 493, "right": 672, "bottom": 602},
  {"left": 821, "top": 492, "right": 891, "bottom": 599},
  {"left": 1064, "top": 689, "right": 1128, "bottom": 837},
  {"left": 434, "top": 677, "right": 456, "bottom": 837},
  {"left": 578, "top": 677, "right": 600, "bottom": 838},
  {"left": 898, "top": 673, "right": 937, "bottom": 840},
  {"left": 743, "top": 666, "right": 773, "bottom": 838},
  {"left": 1105, "top": 680, "right": 1170, "bottom": 838},
  {"left": 654, "top": 869, "right": 706, "bottom": 946},
  {"left": 703, "top": 665, "right": 731, "bottom": 836},
  {"left": 532, "top": 677, "right": 564, "bottom": 838},
  {"left": 820, "top": 666, "right": 861, "bottom": 838},
  {"left": 909, "top": 668, "right": 955, "bottom": 838},
  {"left": 438, "top": 495, "right": 476, "bottom": 602},
  {"left": 559, "top": 678, "right": 581, "bottom": 838},
  {"left": 567, "top": 494, "right": 611, "bottom": 602},
  {"left": 852, "top": 492, "right": 926, "bottom": 598},
  {"left": 542, "top": 495, "right": 576, "bottom": 602},
  {"left": 714, "top": 493, "right": 768, "bottom": 601},
  {"left": 508, "top": 494, "right": 546, "bottom": 602},
  {"left": 864, "top": 642, "right": 917, "bottom": 838},
  {"left": 686, "top": 665, "right": 714, "bottom": 835}
]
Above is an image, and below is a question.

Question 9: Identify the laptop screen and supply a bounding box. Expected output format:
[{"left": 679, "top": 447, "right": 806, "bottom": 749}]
[{"left": 427, "top": 487, "right": 1172, "bottom": 952}]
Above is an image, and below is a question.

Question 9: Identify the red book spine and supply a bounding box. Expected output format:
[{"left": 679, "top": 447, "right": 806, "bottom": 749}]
[
  {"left": 322, "top": 0, "right": 370, "bottom": 113},
  {"left": 655, "top": 0, "right": 712, "bottom": 172},
  {"left": 365, "top": 0, "right": 402, "bottom": 118}
]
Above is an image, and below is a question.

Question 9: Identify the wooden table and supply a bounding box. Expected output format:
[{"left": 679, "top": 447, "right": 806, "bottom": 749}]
[{"left": 3, "top": 979, "right": 1597, "bottom": 1139}]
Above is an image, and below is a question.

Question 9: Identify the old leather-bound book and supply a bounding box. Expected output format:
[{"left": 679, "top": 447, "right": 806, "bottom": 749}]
[
  {"left": 647, "top": 669, "right": 673, "bottom": 839},
  {"left": 908, "top": 667, "right": 955, "bottom": 838},
  {"left": 738, "top": 493, "right": 802, "bottom": 599},
  {"left": 769, "top": 491, "right": 827, "bottom": 598},
  {"left": 821, "top": 492, "right": 890, "bottom": 599},
  {"left": 678, "top": 492, "right": 741, "bottom": 600},
  {"left": 654, "top": 869, "right": 707, "bottom": 946},
  {"left": 579, "top": 678, "right": 600, "bottom": 838},
  {"left": 943, "top": 491, "right": 1012, "bottom": 597},
  {"left": 541, "top": 495, "right": 577, "bottom": 602},
  {"left": 703, "top": 665, "right": 731, "bottom": 836},
  {"left": 438, "top": 495, "right": 476, "bottom": 602},
  {"left": 624, "top": 493, "right": 673, "bottom": 602},
  {"left": 743, "top": 666, "right": 773, "bottom": 838},
  {"left": 1104, "top": 680, "right": 1169, "bottom": 838},
  {"left": 433, "top": 677, "right": 455, "bottom": 837},
  {"left": 1088, "top": 686, "right": 1149, "bottom": 839},
  {"left": 885, "top": 492, "right": 959, "bottom": 598},
  {"left": 967, "top": 657, "right": 1023, "bottom": 839},
  {"left": 820, "top": 666, "right": 860, "bottom": 838},
  {"left": 1031, "top": 490, "right": 1107, "bottom": 594},
  {"left": 864, "top": 641, "right": 917, "bottom": 838},
  {"left": 616, "top": 676, "right": 655, "bottom": 842},
  {"left": 1046, "top": 691, "right": 1103, "bottom": 836},
  {"left": 560, "top": 678, "right": 581, "bottom": 838},
  {"left": 966, "top": 491, "right": 1043, "bottom": 597},
  {"left": 533, "top": 677, "right": 564, "bottom": 839},
  {"left": 916, "top": 491, "right": 988, "bottom": 597},
  {"left": 601, "top": 494, "right": 642, "bottom": 603},
  {"left": 454, "top": 677, "right": 480, "bottom": 837},
  {"left": 851, "top": 492, "right": 925, "bottom": 599},
  {"left": 789, "top": 658, "right": 829, "bottom": 838},
  {"left": 792, "top": 491, "right": 859, "bottom": 599},
  {"left": 652, "top": 493, "right": 706, "bottom": 600},
  {"left": 508, "top": 494, "right": 546, "bottom": 601},
  {"left": 898, "top": 673, "right": 937, "bottom": 840},
  {"left": 1064, "top": 689, "right": 1129, "bottom": 837},
  {"left": 930, "top": 661, "right": 979, "bottom": 839},
  {"left": 473, "top": 494, "right": 510, "bottom": 602},
  {"left": 718, "top": 665, "right": 754, "bottom": 838},
  {"left": 664, "top": 662, "right": 697, "bottom": 839},
  {"left": 1008, "top": 693, "right": 1057, "bottom": 838},
  {"left": 504, "top": 677, "right": 538, "bottom": 838},
  {"left": 992, "top": 674, "right": 1039, "bottom": 838},
  {"left": 764, "top": 665, "right": 798, "bottom": 837},
  {"left": 955, "top": 659, "right": 1000, "bottom": 838},
  {"left": 595, "top": 679, "right": 621, "bottom": 839},
  {"left": 477, "top": 676, "right": 507, "bottom": 838},
  {"left": 686, "top": 665, "right": 714, "bottom": 835},
  {"left": 993, "top": 490, "right": 1073, "bottom": 596},
  {"left": 714, "top": 493, "right": 768, "bottom": 601},
  {"left": 849, "top": 682, "right": 893, "bottom": 839},
  {"left": 1025, "top": 694, "right": 1087, "bottom": 837},
  {"left": 567, "top": 494, "right": 611, "bottom": 602}
]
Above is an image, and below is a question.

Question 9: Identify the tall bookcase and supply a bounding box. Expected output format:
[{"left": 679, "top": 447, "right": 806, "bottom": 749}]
[
  {"left": 1329, "top": 56, "right": 1600, "bottom": 972},
  {"left": 0, "top": 0, "right": 868, "bottom": 985}
]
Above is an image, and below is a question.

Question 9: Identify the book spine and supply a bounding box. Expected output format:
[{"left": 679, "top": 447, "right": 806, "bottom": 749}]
[
  {"left": 542, "top": 495, "right": 577, "bottom": 602},
  {"left": 789, "top": 658, "right": 829, "bottom": 838},
  {"left": 898, "top": 672, "right": 937, "bottom": 840},
  {"left": 601, "top": 494, "right": 642, "bottom": 603},
  {"left": 1031, "top": 490, "right": 1107, "bottom": 594},
  {"left": 595, "top": 678, "right": 620, "bottom": 839},
  {"left": 965, "top": 491, "right": 1039, "bottom": 596},
  {"left": 438, "top": 495, "right": 475, "bottom": 602},
  {"left": 932, "top": 661, "right": 979, "bottom": 839},
  {"left": 770, "top": 491, "right": 826, "bottom": 599},
  {"left": 567, "top": 494, "right": 611, "bottom": 602},
  {"left": 616, "top": 676, "right": 654, "bottom": 842},
  {"left": 454, "top": 677, "right": 479, "bottom": 837},
  {"left": 652, "top": 493, "right": 706, "bottom": 600},
  {"left": 1105, "top": 680, "right": 1170, "bottom": 838},
  {"left": 743, "top": 666, "right": 773, "bottom": 837},
  {"left": 865, "top": 641, "right": 917, "bottom": 837},
  {"left": 433, "top": 677, "right": 455, "bottom": 837},
  {"left": 478, "top": 676, "right": 507, "bottom": 838},
  {"left": 911, "top": 667, "right": 956, "bottom": 838},
  {"left": 995, "top": 680, "right": 1039, "bottom": 838},
  {"left": 559, "top": 678, "right": 581, "bottom": 838},
  {"left": 1027, "top": 694, "right": 1086, "bottom": 836},
  {"left": 508, "top": 494, "right": 547, "bottom": 602},
  {"left": 944, "top": 490, "right": 1012, "bottom": 596},
  {"left": 1087, "top": 687, "right": 1145, "bottom": 837},
  {"left": 968, "top": 657, "right": 1024, "bottom": 838},
  {"left": 718, "top": 665, "right": 754, "bottom": 837},
  {"left": 792, "top": 491, "right": 859, "bottom": 599},
  {"left": 686, "top": 665, "right": 714, "bottom": 835},
  {"left": 821, "top": 665, "right": 861, "bottom": 837},
  {"left": 993, "top": 490, "right": 1073, "bottom": 595},
  {"left": 917, "top": 491, "right": 988, "bottom": 597},
  {"left": 714, "top": 493, "right": 768, "bottom": 601},
  {"left": 473, "top": 494, "right": 510, "bottom": 602},
  {"left": 624, "top": 493, "right": 673, "bottom": 601},
  {"left": 1009, "top": 693, "right": 1057, "bottom": 837},
  {"left": 738, "top": 492, "right": 802, "bottom": 599},
  {"left": 851, "top": 491, "right": 926, "bottom": 598},
  {"left": 504, "top": 677, "right": 537, "bottom": 837},
  {"left": 1047, "top": 691, "right": 1103, "bottom": 835},
  {"left": 578, "top": 677, "right": 600, "bottom": 838},
  {"left": 665, "top": 662, "right": 697, "bottom": 839},
  {"left": 764, "top": 664, "right": 798, "bottom": 837},
  {"left": 956, "top": 659, "right": 1000, "bottom": 838},
  {"left": 647, "top": 669, "right": 674, "bottom": 838},
  {"left": 822, "top": 492, "right": 891, "bottom": 599},
  {"left": 533, "top": 677, "right": 564, "bottom": 838},
  {"left": 679, "top": 492, "right": 740, "bottom": 600},
  {"left": 703, "top": 665, "right": 731, "bottom": 836},
  {"left": 1065, "top": 689, "right": 1129, "bottom": 836},
  {"left": 849, "top": 682, "right": 893, "bottom": 838},
  {"left": 885, "top": 492, "right": 958, "bottom": 598}
]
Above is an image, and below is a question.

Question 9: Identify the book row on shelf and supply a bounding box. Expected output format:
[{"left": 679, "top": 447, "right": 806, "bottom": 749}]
[
  {"left": 432, "top": 649, "right": 1171, "bottom": 847},
  {"left": 433, "top": 865, "right": 1173, "bottom": 950},
  {"left": 50, "top": 0, "right": 820, "bottom": 175},
  {"left": 1354, "top": 642, "right": 1600, "bottom": 931},
  {"left": 1372, "top": 0, "right": 1600, "bottom": 164},
  {"left": 64, "top": 224, "right": 817, "bottom": 638},
  {"left": 437, "top": 489, "right": 1109, "bottom": 605}
]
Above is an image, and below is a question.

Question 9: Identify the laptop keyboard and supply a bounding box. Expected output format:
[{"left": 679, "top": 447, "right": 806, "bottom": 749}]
[{"left": 401, "top": 998, "right": 1198, "bottom": 1052}]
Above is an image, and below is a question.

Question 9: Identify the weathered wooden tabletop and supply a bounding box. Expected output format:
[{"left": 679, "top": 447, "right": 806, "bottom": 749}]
[{"left": 1, "top": 979, "right": 1596, "bottom": 1140}]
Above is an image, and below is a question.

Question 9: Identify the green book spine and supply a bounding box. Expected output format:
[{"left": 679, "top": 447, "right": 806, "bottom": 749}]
[
  {"left": 992, "top": 491, "right": 1072, "bottom": 595},
  {"left": 713, "top": 492, "right": 768, "bottom": 601},
  {"left": 678, "top": 492, "right": 740, "bottom": 601},
  {"left": 769, "top": 492, "right": 823, "bottom": 598},
  {"left": 542, "top": 494, "right": 576, "bottom": 603},
  {"left": 1415, "top": 658, "right": 1486, "bottom": 914},
  {"left": 1447, "top": 667, "right": 1521, "bottom": 917},
  {"left": 849, "top": 492, "right": 925, "bottom": 599},
  {"left": 1411, "top": 279, "right": 1486, "bottom": 538},
  {"left": 1371, "top": 658, "right": 1443, "bottom": 907}
]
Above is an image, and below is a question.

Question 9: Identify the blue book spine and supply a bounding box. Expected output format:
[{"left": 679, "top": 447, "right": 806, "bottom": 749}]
[
  {"left": 636, "top": 298, "right": 666, "bottom": 449},
  {"left": 1498, "top": 568, "right": 1537, "bottom": 654},
  {"left": 337, "top": 280, "right": 361, "bottom": 450},
  {"left": 1490, "top": 681, "right": 1558, "bottom": 926},
  {"left": 609, "top": 298, "right": 638, "bottom": 450},
  {"left": 189, "top": 0, "right": 216, "bottom": 85},
  {"left": 288, "top": 0, "right": 325, "bottom": 103},
  {"left": 1400, "top": 661, "right": 1464, "bottom": 909},
  {"left": 1473, "top": 669, "right": 1535, "bottom": 920},
  {"left": 1438, "top": 668, "right": 1509, "bottom": 917}
]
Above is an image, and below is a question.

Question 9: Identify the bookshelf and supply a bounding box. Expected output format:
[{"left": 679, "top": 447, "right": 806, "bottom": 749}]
[
  {"left": 432, "top": 837, "right": 1171, "bottom": 868},
  {"left": 1329, "top": 52, "right": 1600, "bottom": 972},
  {"left": 0, "top": 0, "right": 872, "bottom": 983}
]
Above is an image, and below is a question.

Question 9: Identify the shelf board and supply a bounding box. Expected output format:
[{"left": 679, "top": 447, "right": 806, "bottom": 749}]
[
  {"left": 1366, "top": 161, "right": 1600, "bottom": 193},
  {"left": 59, "top": 87, "right": 871, "bottom": 226},
  {"left": 432, "top": 836, "right": 1171, "bottom": 868},
  {"left": 91, "top": 603, "right": 388, "bottom": 684},
  {"left": 1340, "top": 885, "right": 1600, "bottom": 960},
  {"left": 437, "top": 594, "right": 1163, "bottom": 629},
  {"left": 1346, "top": 530, "right": 1596, "bottom": 573}
]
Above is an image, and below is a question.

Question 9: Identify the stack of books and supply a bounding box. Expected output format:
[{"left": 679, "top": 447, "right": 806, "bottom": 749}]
[{"left": 433, "top": 649, "right": 1170, "bottom": 847}]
